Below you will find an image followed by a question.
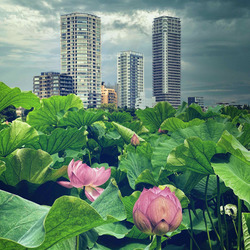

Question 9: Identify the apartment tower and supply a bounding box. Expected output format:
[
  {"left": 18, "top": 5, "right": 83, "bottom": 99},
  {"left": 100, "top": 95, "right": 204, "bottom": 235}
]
[
  {"left": 117, "top": 51, "right": 144, "bottom": 108},
  {"left": 60, "top": 13, "right": 101, "bottom": 108},
  {"left": 152, "top": 16, "right": 181, "bottom": 108}
]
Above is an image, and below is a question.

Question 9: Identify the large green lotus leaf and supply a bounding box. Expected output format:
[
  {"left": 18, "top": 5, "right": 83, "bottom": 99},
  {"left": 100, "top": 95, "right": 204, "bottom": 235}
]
[
  {"left": 160, "top": 117, "right": 205, "bottom": 132},
  {"left": 192, "top": 175, "right": 229, "bottom": 200},
  {"left": 122, "top": 121, "right": 145, "bottom": 135},
  {"left": 119, "top": 152, "right": 153, "bottom": 189},
  {"left": 48, "top": 238, "right": 76, "bottom": 250},
  {"left": 177, "top": 103, "right": 222, "bottom": 122},
  {"left": 175, "top": 101, "right": 188, "bottom": 117},
  {"left": 92, "top": 240, "right": 151, "bottom": 250},
  {"left": 121, "top": 191, "right": 141, "bottom": 223},
  {"left": 26, "top": 127, "right": 87, "bottom": 154},
  {"left": 171, "top": 120, "right": 239, "bottom": 143},
  {"left": 112, "top": 122, "right": 144, "bottom": 144},
  {"left": 125, "top": 225, "right": 149, "bottom": 240},
  {"left": 26, "top": 94, "right": 83, "bottom": 131},
  {"left": 167, "top": 137, "right": 216, "bottom": 175},
  {"left": 242, "top": 213, "right": 250, "bottom": 250},
  {"left": 0, "top": 160, "right": 6, "bottom": 176},
  {"left": 181, "top": 208, "right": 215, "bottom": 231},
  {"left": 217, "top": 130, "right": 250, "bottom": 163},
  {"left": 136, "top": 101, "right": 176, "bottom": 132},
  {"left": 58, "top": 109, "right": 104, "bottom": 128},
  {"left": 171, "top": 170, "right": 206, "bottom": 194},
  {"left": 107, "top": 111, "right": 133, "bottom": 123},
  {"left": 0, "top": 148, "right": 67, "bottom": 186},
  {"left": 237, "top": 123, "right": 250, "bottom": 150},
  {"left": 78, "top": 230, "right": 98, "bottom": 250},
  {"left": 239, "top": 114, "right": 250, "bottom": 124},
  {"left": 95, "top": 221, "right": 132, "bottom": 239},
  {"left": 0, "top": 190, "right": 49, "bottom": 249},
  {"left": 123, "top": 142, "right": 153, "bottom": 161},
  {"left": 212, "top": 155, "right": 250, "bottom": 204},
  {"left": 0, "top": 120, "right": 38, "bottom": 157},
  {"left": 0, "top": 82, "right": 40, "bottom": 112},
  {"left": 221, "top": 105, "right": 247, "bottom": 120},
  {"left": 151, "top": 120, "right": 239, "bottom": 172},
  {"left": 0, "top": 181, "right": 126, "bottom": 249},
  {"left": 135, "top": 169, "right": 158, "bottom": 187}
]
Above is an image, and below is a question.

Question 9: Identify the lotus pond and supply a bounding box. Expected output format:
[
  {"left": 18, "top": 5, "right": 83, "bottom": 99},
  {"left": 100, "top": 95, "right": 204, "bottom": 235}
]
[{"left": 0, "top": 82, "right": 249, "bottom": 249}]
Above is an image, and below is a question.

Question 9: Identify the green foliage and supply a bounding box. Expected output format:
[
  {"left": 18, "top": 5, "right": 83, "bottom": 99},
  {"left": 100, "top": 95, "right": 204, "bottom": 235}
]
[
  {"left": 112, "top": 121, "right": 144, "bottom": 144},
  {"left": 0, "top": 82, "right": 40, "bottom": 112},
  {"left": 0, "top": 120, "right": 38, "bottom": 157},
  {"left": 0, "top": 83, "right": 249, "bottom": 250},
  {"left": 26, "top": 127, "right": 87, "bottom": 154},
  {"left": 0, "top": 148, "right": 67, "bottom": 186},
  {"left": 242, "top": 213, "right": 250, "bottom": 249},
  {"left": 27, "top": 94, "right": 83, "bottom": 132},
  {"left": 136, "top": 101, "right": 176, "bottom": 132},
  {"left": 107, "top": 111, "right": 133, "bottom": 123},
  {"left": 58, "top": 109, "right": 104, "bottom": 128},
  {"left": 0, "top": 181, "right": 126, "bottom": 249}
]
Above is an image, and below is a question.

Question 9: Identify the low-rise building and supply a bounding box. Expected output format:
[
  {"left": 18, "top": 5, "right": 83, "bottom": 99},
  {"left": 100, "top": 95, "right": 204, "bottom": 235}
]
[
  {"left": 101, "top": 82, "right": 117, "bottom": 106},
  {"left": 188, "top": 97, "right": 204, "bottom": 108},
  {"left": 33, "top": 72, "right": 73, "bottom": 98}
]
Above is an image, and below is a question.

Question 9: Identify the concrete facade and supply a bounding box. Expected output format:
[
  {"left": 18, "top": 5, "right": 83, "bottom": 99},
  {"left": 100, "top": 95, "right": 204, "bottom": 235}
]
[
  {"left": 117, "top": 51, "right": 144, "bottom": 108},
  {"left": 152, "top": 16, "right": 181, "bottom": 109},
  {"left": 33, "top": 72, "right": 73, "bottom": 99},
  {"left": 60, "top": 13, "right": 101, "bottom": 108}
]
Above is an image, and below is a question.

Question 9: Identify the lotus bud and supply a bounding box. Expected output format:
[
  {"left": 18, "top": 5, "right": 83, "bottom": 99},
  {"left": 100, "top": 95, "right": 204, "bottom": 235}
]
[
  {"left": 131, "top": 133, "right": 140, "bottom": 146},
  {"left": 133, "top": 187, "right": 182, "bottom": 236}
]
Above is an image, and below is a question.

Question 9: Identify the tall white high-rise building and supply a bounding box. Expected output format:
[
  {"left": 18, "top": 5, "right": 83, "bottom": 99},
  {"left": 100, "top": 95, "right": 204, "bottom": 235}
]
[
  {"left": 152, "top": 16, "right": 181, "bottom": 108},
  {"left": 117, "top": 51, "right": 144, "bottom": 108},
  {"left": 60, "top": 13, "right": 101, "bottom": 108}
]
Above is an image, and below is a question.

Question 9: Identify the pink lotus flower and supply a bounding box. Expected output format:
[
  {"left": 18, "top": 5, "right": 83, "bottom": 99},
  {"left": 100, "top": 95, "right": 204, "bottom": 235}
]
[
  {"left": 133, "top": 186, "right": 182, "bottom": 235},
  {"left": 57, "top": 159, "right": 111, "bottom": 202},
  {"left": 131, "top": 133, "right": 140, "bottom": 146}
]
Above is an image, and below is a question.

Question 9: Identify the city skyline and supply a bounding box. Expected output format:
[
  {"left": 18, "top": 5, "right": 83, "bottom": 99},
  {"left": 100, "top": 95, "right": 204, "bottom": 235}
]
[{"left": 0, "top": 0, "right": 250, "bottom": 106}]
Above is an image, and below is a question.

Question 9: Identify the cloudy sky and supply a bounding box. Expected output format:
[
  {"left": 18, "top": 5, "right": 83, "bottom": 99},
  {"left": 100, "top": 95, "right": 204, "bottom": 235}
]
[{"left": 0, "top": 0, "right": 250, "bottom": 106}]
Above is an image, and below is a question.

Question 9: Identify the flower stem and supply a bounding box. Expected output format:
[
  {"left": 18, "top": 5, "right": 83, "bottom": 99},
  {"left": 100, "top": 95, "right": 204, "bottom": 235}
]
[
  {"left": 237, "top": 198, "right": 242, "bottom": 250},
  {"left": 205, "top": 176, "right": 221, "bottom": 244},
  {"left": 76, "top": 235, "right": 79, "bottom": 250},
  {"left": 88, "top": 150, "right": 92, "bottom": 166},
  {"left": 203, "top": 208, "right": 212, "bottom": 249},
  {"left": 188, "top": 207, "right": 193, "bottom": 250},
  {"left": 217, "top": 176, "right": 224, "bottom": 249},
  {"left": 156, "top": 235, "right": 162, "bottom": 250},
  {"left": 222, "top": 196, "right": 229, "bottom": 250}
]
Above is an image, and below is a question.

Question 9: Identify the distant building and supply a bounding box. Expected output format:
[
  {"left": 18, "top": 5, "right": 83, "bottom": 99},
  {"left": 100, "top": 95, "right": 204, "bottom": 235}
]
[
  {"left": 101, "top": 82, "right": 117, "bottom": 106},
  {"left": 188, "top": 97, "right": 204, "bottom": 108},
  {"left": 152, "top": 16, "right": 181, "bottom": 108},
  {"left": 60, "top": 13, "right": 101, "bottom": 108},
  {"left": 33, "top": 72, "right": 73, "bottom": 98},
  {"left": 115, "top": 82, "right": 121, "bottom": 107},
  {"left": 117, "top": 51, "right": 144, "bottom": 108},
  {"left": 16, "top": 107, "right": 25, "bottom": 117},
  {"left": 135, "top": 92, "right": 156, "bottom": 109}
]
